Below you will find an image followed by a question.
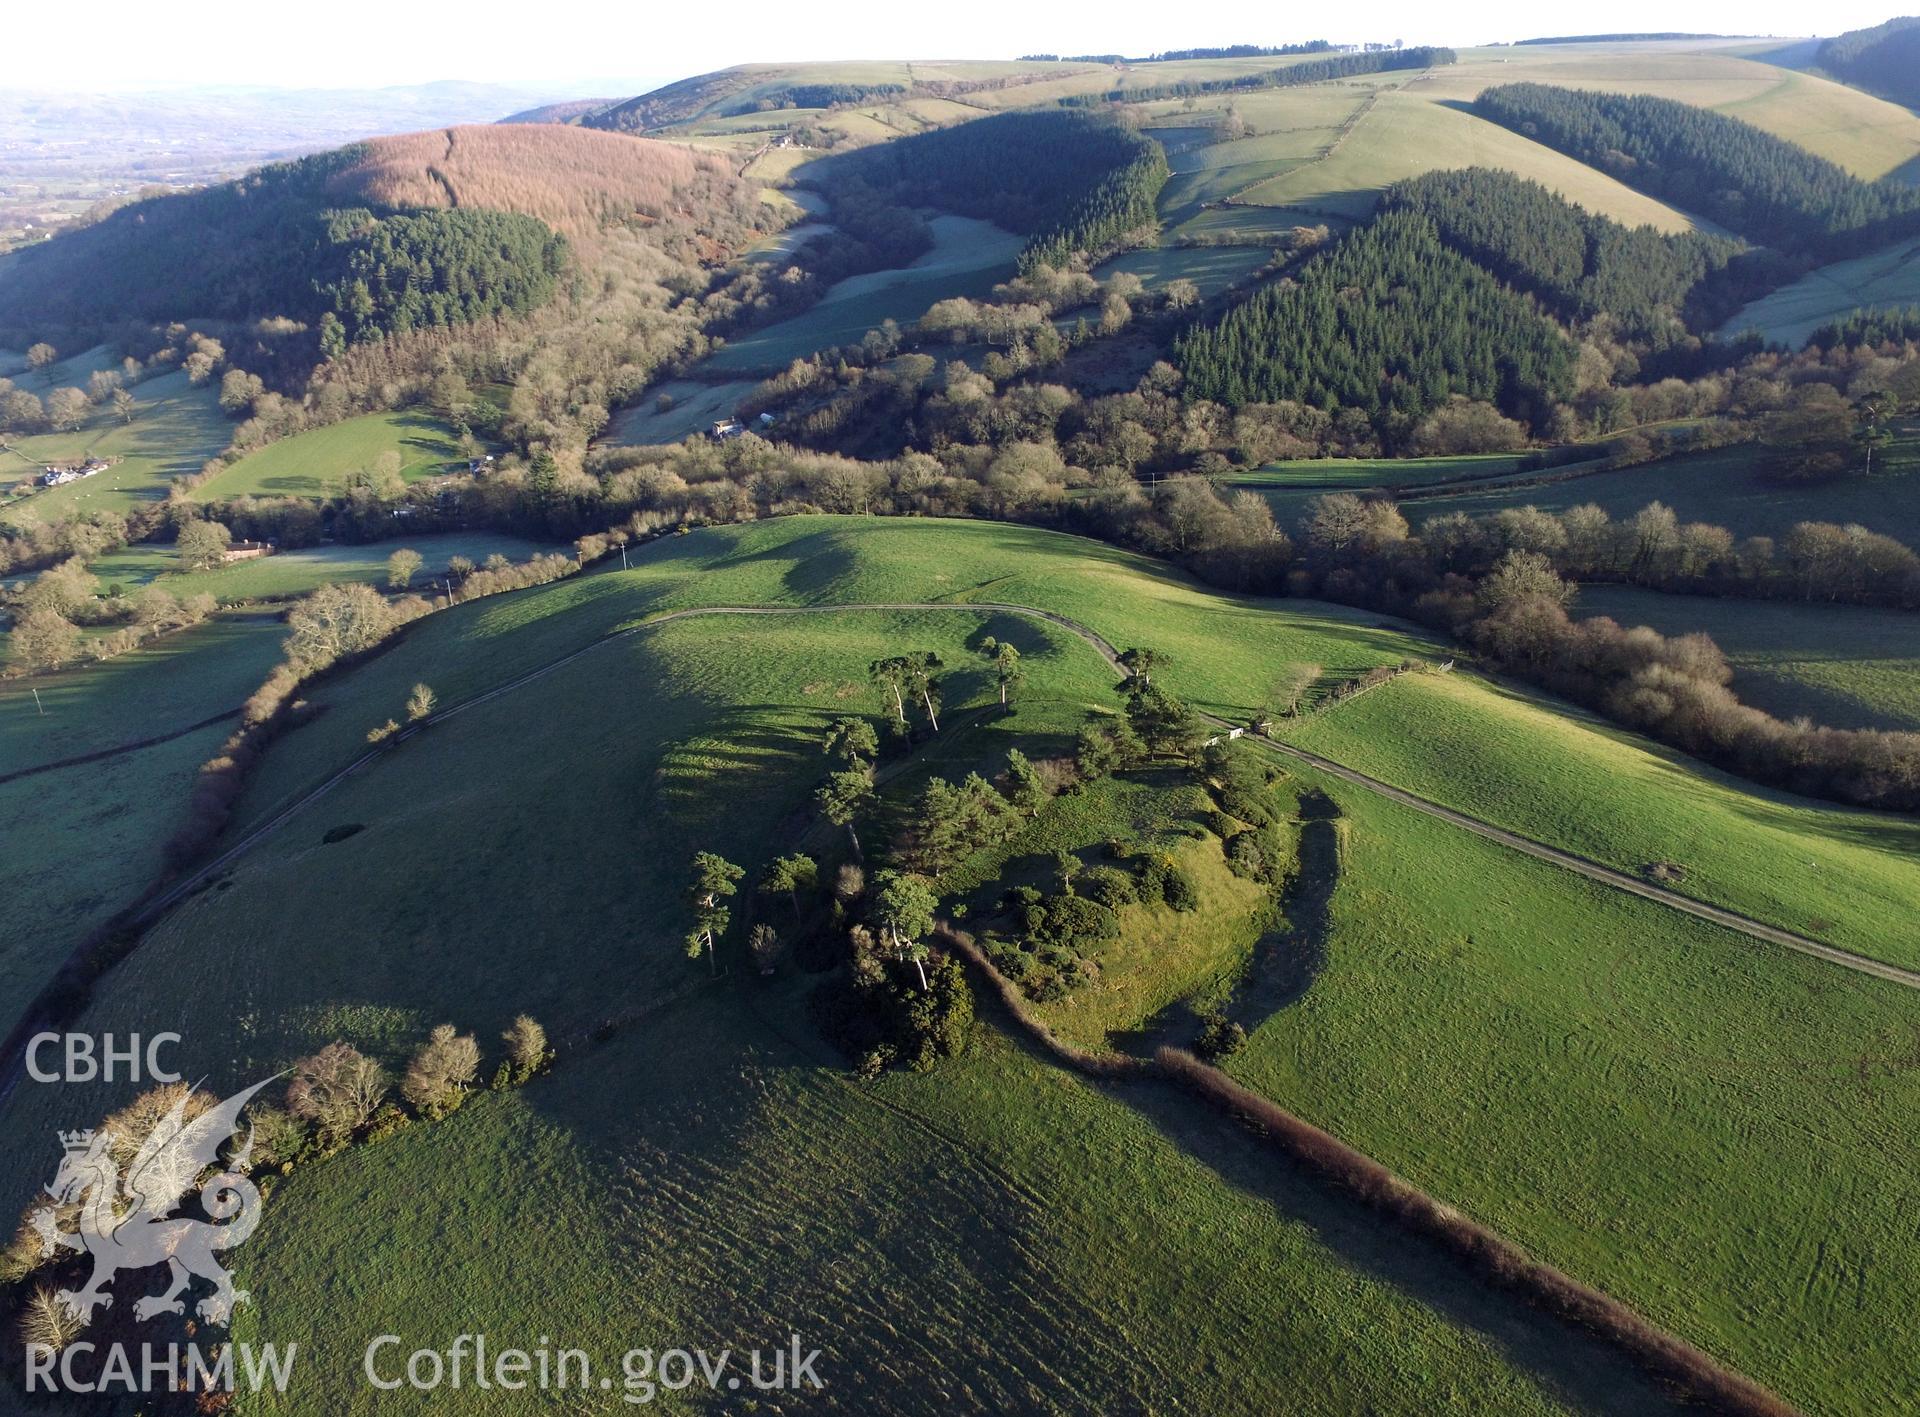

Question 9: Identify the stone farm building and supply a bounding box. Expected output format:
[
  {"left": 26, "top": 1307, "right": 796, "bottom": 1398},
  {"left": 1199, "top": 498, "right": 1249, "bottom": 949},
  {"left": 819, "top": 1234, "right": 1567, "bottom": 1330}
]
[{"left": 37, "top": 458, "right": 108, "bottom": 487}]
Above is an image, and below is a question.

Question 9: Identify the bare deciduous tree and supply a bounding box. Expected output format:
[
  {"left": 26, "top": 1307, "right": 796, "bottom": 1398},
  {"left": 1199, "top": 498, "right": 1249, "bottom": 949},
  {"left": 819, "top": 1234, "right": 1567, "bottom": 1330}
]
[
  {"left": 501, "top": 1016, "right": 550, "bottom": 1083},
  {"left": 402, "top": 1025, "right": 481, "bottom": 1118},
  {"left": 287, "top": 1042, "right": 389, "bottom": 1145}
]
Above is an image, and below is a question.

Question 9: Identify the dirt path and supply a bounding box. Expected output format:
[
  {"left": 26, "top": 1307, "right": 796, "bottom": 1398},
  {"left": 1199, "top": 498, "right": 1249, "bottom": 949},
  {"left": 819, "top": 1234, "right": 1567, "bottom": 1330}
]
[
  {"left": 136, "top": 600, "right": 1920, "bottom": 995},
  {"left": 1252, "top": 735, "right": 1920, "bottom": 989}
]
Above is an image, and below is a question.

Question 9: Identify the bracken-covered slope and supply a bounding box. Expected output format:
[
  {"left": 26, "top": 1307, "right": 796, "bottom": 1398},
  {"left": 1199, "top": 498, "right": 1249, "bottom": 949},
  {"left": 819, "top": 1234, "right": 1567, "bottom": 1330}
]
[
  {"left": 0, "top": 125, "right": 756, "bottom": 346},
  {"left": 324, "top": 125, "right": 745, "bottom": 239}
]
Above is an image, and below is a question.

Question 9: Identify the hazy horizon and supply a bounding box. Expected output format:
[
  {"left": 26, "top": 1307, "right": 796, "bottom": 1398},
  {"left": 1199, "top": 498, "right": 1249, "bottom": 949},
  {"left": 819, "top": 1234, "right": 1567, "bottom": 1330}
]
[{"left": 6, "top": 3, "right": 1851, "bottom": 93}]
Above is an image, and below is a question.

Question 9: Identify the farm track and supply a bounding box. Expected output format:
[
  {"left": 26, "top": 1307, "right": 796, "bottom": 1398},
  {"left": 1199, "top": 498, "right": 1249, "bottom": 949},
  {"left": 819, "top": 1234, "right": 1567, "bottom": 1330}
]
[{"left": 144, "top": 599, "right": 1920, "bottom": 993}]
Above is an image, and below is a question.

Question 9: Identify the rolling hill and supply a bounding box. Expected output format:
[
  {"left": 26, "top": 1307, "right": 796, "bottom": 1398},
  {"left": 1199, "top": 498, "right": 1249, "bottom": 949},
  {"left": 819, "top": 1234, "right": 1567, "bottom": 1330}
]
[
  {"left": 16, "top": 31, "right": 1920, "bottom": 1417},
  {"left": 1815, "top": 15, "right": 1920, "bottom": 109},
  {"left": 321, "top": 124, "right": 744, "bottom": 238},
  {"left": 5, "top": 518, "right": 1915, "bottom": 1414},
  {"left": 0, "top": 124, "right": 755, "bottom": 350}
]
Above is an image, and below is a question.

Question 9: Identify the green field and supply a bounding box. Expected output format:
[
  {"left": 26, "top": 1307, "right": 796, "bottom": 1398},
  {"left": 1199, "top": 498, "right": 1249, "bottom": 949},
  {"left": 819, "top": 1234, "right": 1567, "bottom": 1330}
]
[
  {"left": 1, "top": 342, "right": 121, "bottom": 395},
  {"left": 1218, "top": 86, "right": 1711, "bottom": 232},
  {"left": 0, "top": 609, "right": 287, "bottom": 1010},
  {"left": 1579, "top": 585, "right": 1920, "bottom": 731},
  {"left": 0, "top": 609, "right": 284, "bottom": 774},
  {"left": 1419, "top": 41, "right": 1920, "bottom": 181},
  {"left": 223, "top": 519, "right": 1435, "bottom": 838},
  {"left": 224, "top": 989, "right": 1638, "bottom": 1415},
  {"left": 1138, "top": 40, "right": 1920, "bottom": 244},
  {"left": 1720, "top": 237, "right": 1920, "bottom": 346},
  {"left": 1092, "top": 244, "right": 1273, "bottom": 299},
  {"left": 605, "top": 378, "right": 763, "bottom": 445},
  {"left": 1398, "top": 435, "right": 1920, "bottom": 547},
  {"left": 703, "top": 215, "right": 1025, "bottom": 372},
  {"left": 1227, "top": 453, "right": 1529, "bottom": 489},
  {"left": 1227, "top": 772, "right": 1920, "bottom": 1416},
  {"left": 744, "top": 217, "right": 834, "bottom": 264},
  {"left": 1275, "top": 668, "right": 1920, "bottom": 967},
  {"left": 82, "top": 530, "right": 558, "bottom": 603},
  {"left": 5, "top": 516, "right": 1912, "bottom": 1414},
  {"left": 192, "top": 410, "right": 462, "bottom": 500},
  {"left": 1155, "top": 110, "right": 1365, "bottom": 219},
  {"left": 0, "top": 368, "right": 229, "bottom": 524}
]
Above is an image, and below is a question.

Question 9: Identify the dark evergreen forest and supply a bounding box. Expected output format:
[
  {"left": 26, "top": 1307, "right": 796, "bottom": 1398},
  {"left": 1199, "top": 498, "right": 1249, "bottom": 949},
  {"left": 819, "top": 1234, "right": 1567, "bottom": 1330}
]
[
  {"left": 1473, "top": 83, "right": 1920, "bottom": 256},
  {"left": 1380, "top": 167, "right": 1740, "bottom": 338},
  {"left": 819, "top": 110, "right": 1169, "bottom": 273},
  {"left": 1817, "top": 17, "right": 1920, "bottom": 107},
  {"left": 1173, "top": 210, "right": 1576, "bottom": 431},
  {"left": 1063, "top": 47, "right": 1455, "bottom": 106}
]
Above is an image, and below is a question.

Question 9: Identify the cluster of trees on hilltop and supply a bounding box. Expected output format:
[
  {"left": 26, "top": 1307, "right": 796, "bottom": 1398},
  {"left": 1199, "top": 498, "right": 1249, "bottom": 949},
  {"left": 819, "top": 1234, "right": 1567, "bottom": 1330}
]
[
  {"left": 1174, "top": 211, "right": 1575, "bottom": 434},
  {"left": 1514, "top": 32, "right": 1731, "bottom": 44},
  {"left": 738, "top": 82, "right": 907, "bottom": 112},
  {"left": 1380, "top": 168, "right": 1743, "bottom": 340},
  {"left": 1063, "top": 47, "right": 1453, "bottom": 106},
  {"left": 1135, "top": 41, "right": 1336, "bottom": 61},
  {"left": 1473, "top": 83, "right": 1920, "bottom": 256},
  {"left": 1817, "top": 17, "right": 1920, "bottom": 107},
  {"left": 1019, "top": 42, "right": 1339, "bottom": 63},
  {"left": 820, "top": 110, "right": 1169, "bottom": 273},
  {"left": 0, "top": 146, "right": 567, "bottom": 357}
]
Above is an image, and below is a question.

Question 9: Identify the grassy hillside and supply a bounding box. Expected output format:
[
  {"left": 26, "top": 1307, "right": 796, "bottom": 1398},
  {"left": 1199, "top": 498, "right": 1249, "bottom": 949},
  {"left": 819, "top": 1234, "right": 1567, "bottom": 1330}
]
[
  {"left": 1814, "top": 17, "right": 1920, "bottom": 115},
  {"left": 1719, "top": 235, "right": 1920, "bottom": 345},
  {"left": 1274, "top": 668, "right": 1920, "bottom": 966},
  {"left": 81, "top": 531, "right": 557, "bottom": 603},
  {"left": 1228, "top": 774, "right": 1920, "bottom": 1416},
  {"left": 6, "top": 516, "right": 1911, "bottom": 1414},
  {"left": 223, "top": 991, "right": 1623, "bottom": 1416},
  {"left": 0, "top": 609, "right": 286, "bottom": 1010},
  {"left": 704, "top": 216, "right": 1025, "bottom": 372},
  {"left": 1429, "top": 41, "right": 1920, "bottom": 180},
  {"left": 0, "top": 609, "right": 281, "bottom": 774},
  {"left": 1226, "top": 453, "right": 1531, "bottom": 489},
  {"left": 1091, "top": 243, "right": 1271, "bottom": 298},
  {"left": 1212, "top": 84, "right": 1711, "bottom": 233},
  {"left": 1140, "top": 39, "right": 1920, "bottom": 249},
  {"left": 190, "top": 409, "right": 461, "bottom": 500},
  {"left": 1578, "top": 584, "right": 1920, "bottom": 731},
  {"left": 223, "top": 519, "right": 1432, "bottom": 834},
  {"left": 1398, "top": 433, "right": 1920, "bottom": 546}
]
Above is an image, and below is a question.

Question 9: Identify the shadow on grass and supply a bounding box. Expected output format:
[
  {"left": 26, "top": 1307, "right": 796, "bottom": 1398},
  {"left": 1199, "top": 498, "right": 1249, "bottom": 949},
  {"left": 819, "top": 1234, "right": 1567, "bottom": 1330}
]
[
  {"left": 1229, "top": 787, "right": 1340, "bottom": 1030},
  {"left": 964, "top": 979, "right": 1701, "bottom": 1416}
]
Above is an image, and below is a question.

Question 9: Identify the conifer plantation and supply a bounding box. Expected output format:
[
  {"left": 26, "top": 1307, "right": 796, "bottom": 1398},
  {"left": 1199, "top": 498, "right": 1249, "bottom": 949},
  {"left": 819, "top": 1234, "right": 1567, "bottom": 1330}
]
[{"left": 1174, "top": 211, "right": 1575, "bottom": 431}]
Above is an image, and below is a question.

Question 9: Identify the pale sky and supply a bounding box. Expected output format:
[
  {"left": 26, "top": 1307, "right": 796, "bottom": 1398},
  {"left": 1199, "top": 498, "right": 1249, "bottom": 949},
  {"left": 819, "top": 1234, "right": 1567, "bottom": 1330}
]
[{"left": 12, "top": 0, "right": 1896, "bottom": 92}]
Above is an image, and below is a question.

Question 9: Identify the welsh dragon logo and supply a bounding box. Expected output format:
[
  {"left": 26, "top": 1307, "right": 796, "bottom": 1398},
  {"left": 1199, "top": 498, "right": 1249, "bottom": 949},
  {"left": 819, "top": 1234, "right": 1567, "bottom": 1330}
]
[{"left": 30, "top": 1077, "right": 277, "bottom": 1326}]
